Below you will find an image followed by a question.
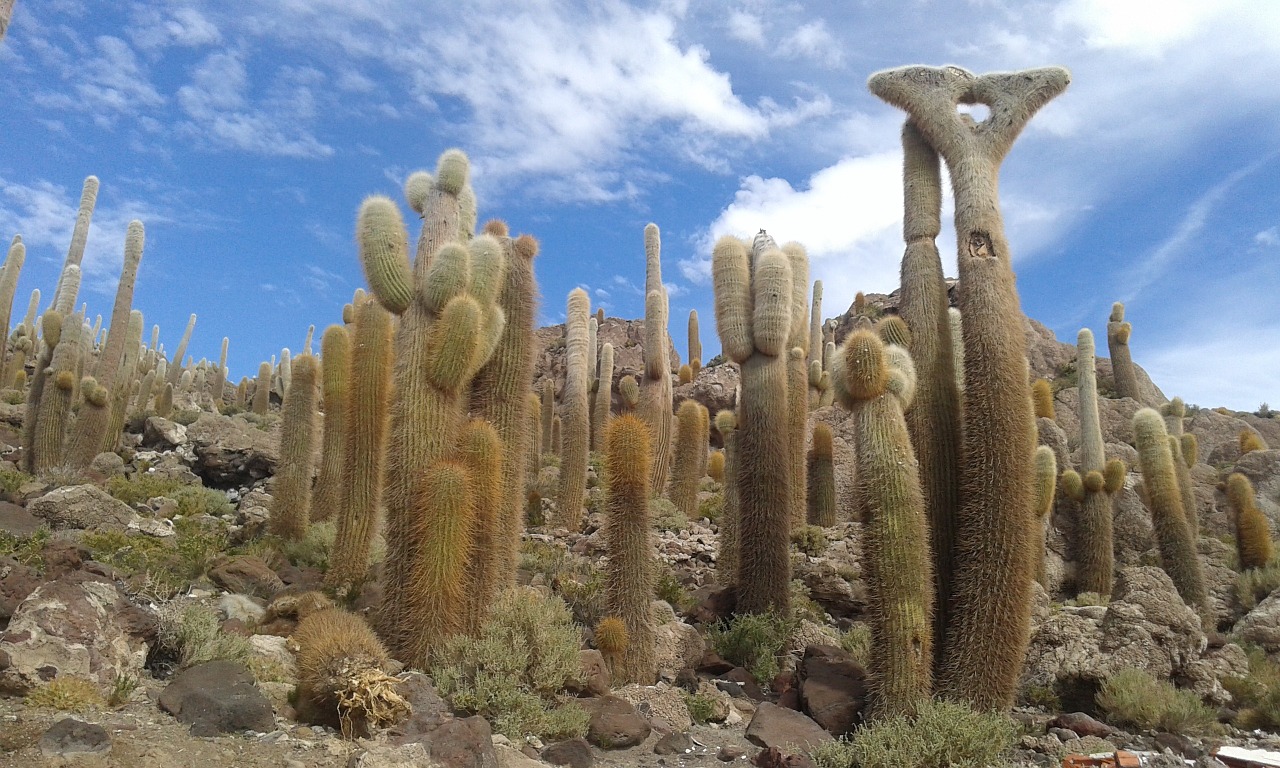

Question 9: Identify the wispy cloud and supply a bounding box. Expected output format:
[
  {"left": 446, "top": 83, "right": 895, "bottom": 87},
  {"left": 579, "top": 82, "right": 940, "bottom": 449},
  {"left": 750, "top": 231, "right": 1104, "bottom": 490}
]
[{"left": 35, "top": 35, "right": 164, "bottom": 126}]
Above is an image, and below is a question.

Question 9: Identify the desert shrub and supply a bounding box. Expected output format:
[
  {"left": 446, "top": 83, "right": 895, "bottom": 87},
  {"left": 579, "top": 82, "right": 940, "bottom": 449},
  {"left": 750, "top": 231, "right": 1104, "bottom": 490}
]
[
  {"left": 790, "top": 579, "right": 826, "bottom": 624},
  {"left": 84, "top": 518, "right": 226, "bottom": 596},
  {"left": 1020, "top": 682, "right": 1062, "bottom": 711},
  {"left": 0, "top": 465, "right": 32, "bottom": 495},
  {"left": 708, "top": 611, "right": 796, "bottom": 684},
  {"left": 248, "top": 522, "right": 336, "bottom": 570},
  {"left": 107, "top": 673, "right": 139, "bottom": 707},
  {"left": 37, "top": 467, "right": 89, "bottom": 489},
  {"left": 1236, "top": 562, "right": 1280, "bottom": 612},
  {"left": 1224, "top": 646, "right": 1280, "bottom": 730},
  {"left": 1096, "top": 668, "right": 1220, "bottom": 735},
  {"left": 24, "top": 677, "right": 104, "bottom": 712},
  {"left": 651, "top": 497, "right": 687, "bottom": 531},
  {"left": 808, "top": 699, "right": 1017, "bottom": 768},
  {"left": 157, "top": 603, "right": 253, "bottom": 670},
  {"left": 557, "top": 567, "right": 606, "bottom": 628},
  {"left": 1065, "top": 592, "right": 1109, "bottom": 607},
  {"left": 174, "top": 485, "right": 235, "bottom": 518},
  {"left": 697, "top": 491, "right": 723, "bottom": 522},
  {"left": 431, "top": 588, "right": 588, "bottom": 741},
  {"left": 519, "top": 539, "right": 569, "bottom": 581},
  {"left": 682, "top": 691, "right": 719, "bottom": 725},
  {"left": 837, "top": 623, "right": 871, "bottom": 667},
  {"left": 791, "top": 525, "right": 828, "bottom": 557},
  {"left": 171, "top": 408, "right": 202, "bottom": 426},
  {"left": 106, "top": 473, "right": 186, "bottom": 505},
  {"left": 0, "top": 527, "right": 50, "bottom": 573},
  {"left": 654, "top": 571, "right": 691, "bottom": 613},
  {"left": 2, "top": 390, "right": 24, "bottom": 405}
]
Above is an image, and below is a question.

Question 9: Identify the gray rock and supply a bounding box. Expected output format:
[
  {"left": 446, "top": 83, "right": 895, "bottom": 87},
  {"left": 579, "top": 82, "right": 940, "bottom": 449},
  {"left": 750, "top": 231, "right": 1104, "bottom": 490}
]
[
  {"left": 186, "top": 413, "right": 278, "bottom": 486},
  {"left": 584, "top": 695, "right": 651, "bottom": 749},
  {"left": 209, "top": 555, "right": 285, "bottom": 598},
  {"left": 143, "top": 416, "right": 188, "bottom": 450},
  {"left": 39, "top": 717, "right": 111, "bottom": 758},
  {"left": 0, "top": 500, "right": 43, "bottom": 537},
  {"left": 745, "top": 702, "right": 833, "bottom": 752},
  {"left": 27, "top": 484, "right": 136, "bottom": 531},
  {"left": 653, "top": 731, "right": 694, "bottom": 755},
  {"left": 654, "top": 620, "right": 703, "bottom": 682},
  {"left": 158, "top": 660, "right": 275, "bottom": 736},
  {"left": 541, "top": 737, "right": 593, "bottom": 768},
  {"left": 797, "top": 645, "right": 867, "bottom": 737}
]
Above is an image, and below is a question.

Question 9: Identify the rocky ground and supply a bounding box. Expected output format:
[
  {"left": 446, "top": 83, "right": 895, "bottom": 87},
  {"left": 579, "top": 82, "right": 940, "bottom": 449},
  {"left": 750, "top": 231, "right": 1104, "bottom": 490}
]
[{"left": 1, "top": 302, "right": 1279, "bottom": 768}]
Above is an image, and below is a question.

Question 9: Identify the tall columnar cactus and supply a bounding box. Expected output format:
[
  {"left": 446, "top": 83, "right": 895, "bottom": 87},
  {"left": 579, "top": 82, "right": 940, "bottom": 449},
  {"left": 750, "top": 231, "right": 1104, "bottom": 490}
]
[
  {"left": 270, "top": 354, "right": 319, "bottom": 541},
  {"left": 211, "top": 337, "right": 228, "bottom": 406},
  {"left": 65, "top": 220, "right": 144, "bottom": 468},
  {"left": 603, "top": 414, "right": 657, "bottom": 684},
  {"left": 252, "top": 361, "right": 272, "bottom": 415},
  {"left": 639, "top": 224, "right": 674, "bottom": 496},
  {"left": 869, "top": 64, "right": 1070, "bottom": 709},
  {"left": 51, "top": 177, "right": 98, "bottom": 312},
  {"left": 947, "top": 307, "right": 965, "bottom": 394},
  {"left": 52, "top": 264, "right": 81, "bottom": 315},
  {"left": 1162, "top": 396, "right": 1186, "bottom": 437},
  {"left": 667, "top": 399, "right": 704, "bottom": 519},
  {"left": 551, "top": 415, "right": 562, "bottom": 455},
  {"left": 303, "top": 324, "right": 315, "bottom": 356},
  {"left": 715, "top": 410, "right": 740, "bottom": 585},
  {"left": 557, "top": 288, "right": 591, "bottom": 529},
  {"left": 459, "top": 419, "right": 503, "bottom": 633},
  {"left": 1106, "top": 302, "right": 1140, "bottom": 401},
  {"left": 0, "top": 236, "right": 26, "bottom": 376},
  {"left": 785, "top": 245, "right": 811, "bottom": 529},
  {"left": 166, "top": 313, "right": 197, "bottom": 387},
  {"left": 1032, "top": 445, "right": 1058, "bottom": 588},
  {"left": 592, "top": 342, "right": 614, "bottom": 453},
  {"left": 806, "top": 422, "right": 836, "bottom": 527},
  {"left": 833, "top": 330, "right": 932, "bottom": 718},
  {"left": 619, "top": 376, "right": 639, "bottom": 413},
  {"left": 467, "top": 224, "right": 539, "bottom": 587},
  {"left": 894, "top": 120, "right": 964, "bottom": 667},
  {"left": 526, "top": 392, "right": 542, "bottom": 479},
  {"left": 357, "top": 151, "right": 507, "bottom": 665},
  {"left": 1181, "top": 433, "right": 1198, "bottom": 467},
  {"left": 540, "top": 378, "right": 555, "bottom": 454},
  {"left": 712, "top": 234, "right": 793, "bottom": 615},
  {"left": 708, "top": 450, "right": 725, "bottom": 483},
  {"left": 312, "top": 325, "right": 351, "bottom": 523},
  {"left": 688, "top": 310, "right": 702, "bottom": 374},
  {"left": 1227, "top": 473, "right": 1274, "bottom": 571},
  {"left": 277, "top": 348, "right": 292, "bottom": 397},
  {"left": 695, "top": 403, "right": 710, "bottom": 482},
  {"left": 1169, "top": 435, "right": 1199, "bottom": 539},
  {"left": 31, "top": 312, "right": 77, "bottom": 472},
  {"left": 808, "top": 280, "right": 823, "bottom": 369},
  {"left": 1074, "top": 328, "right": 1119, "bottom": 596},
  {"left": 327, "top": 300, "right": 393, "bottom": 595},
  {"left": 1133, "top": 408, "right": 1208, "bottom": 616}
]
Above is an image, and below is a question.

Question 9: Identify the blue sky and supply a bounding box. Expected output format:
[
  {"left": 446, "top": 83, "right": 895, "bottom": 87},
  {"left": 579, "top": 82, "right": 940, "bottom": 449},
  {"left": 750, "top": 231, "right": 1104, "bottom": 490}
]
[{"left": 1, "top": 0, "right": 1277, "bottom": 410}]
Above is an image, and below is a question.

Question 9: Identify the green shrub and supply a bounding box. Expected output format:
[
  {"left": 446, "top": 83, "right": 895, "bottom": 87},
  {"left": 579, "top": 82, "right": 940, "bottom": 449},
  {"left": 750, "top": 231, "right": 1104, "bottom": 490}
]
[
  {"left": 84, "top": 519, "right": 226, "bottom": 597},
  {"left": 2, "top": 390, "right": 24, "bottom": 405},
  {"left": 697, "top": 492, "right": 723, "bottom": 522},
  {"left": 171, "top": 408, "right": 202, "bottom": 426},
  {"left": 106, "top": 473, "right": 187, "bottom": 505},
  {"left": 107, "top": 674, "right": 139, "bottom": 708},
  {"left": 837, "top": 623, "right": 871, "bottom": 667},
  {"left": 157, "top": 603, "right": 253, "bottom": 670},
  {"left": 246, "top": 522, "right": 336, "bottom": 570},
  {"left": 37, "top": 467, "right": 89, "bottom": 488},
  {"left": 0, "top": 527, "right": 50, "bottom": 573},
  {"left": 808, "top": 699, "right": 1018, "bottom": 768},
  {"left": 0, "top": 465, "right": 32, "bottom": 495},
  {"left": 1096, "top": 668, "right": 1220, "bottom": 735},
  {"left": 682, "top": 691, "right": 719, "bottom": 725},
  {"left": 173, "top": 485, "right": 234, "bottom": 518},
  {"left": 791, "top": 525, "right": 828, "bottom": 557},
  {"left": 790, "top": 579, "right": 826, "bottom": 624},
  {"left": 708, "top": 611, "right": 795, "bottom": 684},
  {"left": 654, "top": 571, "right": 691, "bottom": 613},
  {"left": 651, "top": 497, "right": 687, "bottom": 532},
  {"left": 1236, "top": 561, "right": 1280, "bottom": 612},
  {"left": 431, "top": 588, "right": 588, "bottom": 741},
  {"left": 1223, "top": 646, "right": 1280, "bottom": 730}
]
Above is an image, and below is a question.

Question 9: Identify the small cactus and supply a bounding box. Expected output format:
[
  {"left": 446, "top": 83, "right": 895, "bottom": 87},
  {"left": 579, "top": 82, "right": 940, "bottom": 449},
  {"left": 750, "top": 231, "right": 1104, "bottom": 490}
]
[
  {"left": 1227, "top": 473, "right": 1274, "bottom": 570},
  {"left": 806, "top": 422, "right": 836, "bottom": 527},
  {"left": 1031, "top": 378, "right": 1054, "bottom": 420}
]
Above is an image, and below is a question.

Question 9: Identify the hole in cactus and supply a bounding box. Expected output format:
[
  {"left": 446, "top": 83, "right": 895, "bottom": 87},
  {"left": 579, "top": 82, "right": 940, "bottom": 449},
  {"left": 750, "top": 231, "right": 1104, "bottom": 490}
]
[{"left": 957, "top": 102, "right": 991, "bottom": 123}]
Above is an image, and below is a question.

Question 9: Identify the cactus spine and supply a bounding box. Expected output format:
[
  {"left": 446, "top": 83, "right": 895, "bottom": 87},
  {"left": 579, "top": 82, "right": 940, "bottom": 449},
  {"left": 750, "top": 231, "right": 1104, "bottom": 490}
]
[
  {"left": 252, "top": 361, "right": 272, "bottom": 415},
  {"left": 526, "top": 392, "right": 542, "bottom": 479},
  {"left": 292, "top": 609, "right": 405, "bottom": 738},
  {"left": 1033, "top": 445, "right": 1058, "bottom": 587},
  {"left": 807, "top": 422, "right": 836, "bottom": 527},
  {"left": 1106, "top": 302, "right": 1140, "bottom": 401},
  {"left": 592, "top": 342, "right": 614, "bottom": 454},
  {"left": 1031, "top": 378, "right": 1054, "bottom": 420},
  {"left": 715, "top": 410, "right": 739, "bottom": 585},
  {"left": 1228, "top": 473, "right": 1273, "bottom": 571},
  {"left": 870, "top": 64, "right": 1069, "bottom": 709},
  {"left": 603, "top": 414, "right": 656, "bottom": 684},
  {"left": 270, "top": 354, "right": 319, "bottom": 541},
  {"left": 312, "top": 325, "right": 350, "bottom": 523},
  {"left": 1074, "top": 329, "right": 1117, "bottom": 596},
  {"left": 459, "top": 419, "right": 504, "bottom": 632},
  {"left": 667, "top": 399, "right": 704, "bottom": 519},
  {"left": 31, "top": 312, "right": 76, "bottom": 472},
  {"left": 557, "top": 288, "right": 591, "bottom": 529},
  {"left": 1133, "top": 408, "right": 1208, "bottom": 615},
  {"left": 638, "top": 224, "right": 674, "bottom": 496},
  {"left": 327, "top": 300, "right": 393, "bottom": 595},
  {"left": 712, "top": 234, "right": 793, "bottom": 615},
  {"left": 834, "top": 330, "right": 932, "bottom": 718},
  {"left": 893, "top": 120, "right": 964, "bottom": 668},
  {"left": 467, "top": 226, "right": 539, "bottom": 587}
]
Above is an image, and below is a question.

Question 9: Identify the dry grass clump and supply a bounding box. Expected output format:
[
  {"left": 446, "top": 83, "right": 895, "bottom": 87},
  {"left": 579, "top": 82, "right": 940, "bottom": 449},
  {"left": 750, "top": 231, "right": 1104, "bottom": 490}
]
[
  {"left": 808, "top": 699, "right": 1017, "bottom": 768},
  {"left": 24, "top": 676, "right": 104, "bottom": 712},
  {"left": 1095, "top": 667, "right": 1220, "bottom": 735}
]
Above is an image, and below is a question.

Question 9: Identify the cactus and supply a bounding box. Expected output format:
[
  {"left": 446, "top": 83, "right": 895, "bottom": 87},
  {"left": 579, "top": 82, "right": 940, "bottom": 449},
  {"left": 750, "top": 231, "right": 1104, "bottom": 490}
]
[
  {"left": 0, "top": 236, "right": 26, "bottom": 376},
  {"left": 1133, "top": 408, "right": 1208, "bottom": 616},
  {"left": 832, "top": 330, "right": 932, "bottom": 718},
  {"left": 1161, "top": 396, "right": 1186, "bottom": 437},
  {"left": 292, "top": 608, "right": 406, "bottom": 738},
  {"left": 1032, "top": 446, "right": 1058, "bottom": 587},
  {"left": 551, "top": 415, "right": 562, "bottom": 455},
  {"left": 166, "top": 314, "right": 197, "bottom": 387},
  {"left": 808, "top": 280, "right": 824, "bottom": 370},
  {"left": 870, "top": 64, "right": 1069, "bottom": 710},
  {"left": 1181, "top": 433, "right": 1198, "bottom": 467},
  {"left": 1227, "top": 473, "right": 1273, "bottom": 571},
  {"left": 52, "top": 264, "right": 81, "bottom": 315},
  {"left": 210, "top": 336, "right": 229, "bottom": 407},
  {"left": 619, "top": 375, "right": 639, "bottom": 412},
  {"left": 1240, "top": 429, "right": 1267, "bottom": 454},
  {"left": 1169, "top": 435, "right": 1199, "bottom": 539},
  {"left": 603, "top": 414, "right": 657, "bottom": 684},
  {"left": 526, "top": 392, "right": 542, "bottom": 479},
  {"left": 312, "top": 325, "right": 350, "bottom": 523},
  {"left": 677, "top": 364, "right": 693, "bottom": 384},
  {"left": 708, "top": 450, "right": 725, "bottom": 483},
  {"left": 638, "top": 224, "right": 674, "bottom": 496},
  {"left": 1031, "top": 378, "right": 1054, "bottom": 420},
  {"left": 540, "top": 378, "right": 555, "bottom": 454},
  {"left": 270, "top": 354, "right": 319, "bottom": 541},
  {"left": 458, "top": 419, "right": 503, "bottom": 633},
  {"left": 594, "top": 616, "right": 630, "bottom": 680},
  {"left": 327, "top": 300, "right": 394, "bottom": 595},
  {"left": 1074, "top": 329, "right": 1117, "bottom": 597},
  {"left": 277, "top": 348, "right": 292, "bottom": 397},
  {"left": 806, "top": 422, "right": 836, "bottom": 527},
  {"left": 785, "top": 246, "right": 811, "bottom": 529},
  {"left": 688, "top": 309, "right": 702, "bottom": 372},
  {"left": 557, "top": 289, "right": 591, "bottom": 529},
  {"left": 252, "top": 361, "right": 272, "bottom": 415},
  {"left": 405, "top": 460, "right": 476, "bottom": 665},
  {"left": 715, "top": 409, "right": 739, "bottom": 586},
  {"left": 31, "top": 312, "right": 77, "bottom": 472},
  {"left": 667, "top": 399, "right": 704, "bottom": 519},
  {"left": 467, "top": 226, "right": 539, "bottom": 587},
  {"left": 947, "top": 307, "right": 965, "bottom": 393},
  {"left": 51, "top": 177, "right": 98, "bottom": 312},
  {"left": 1106, "top": 302, "right": 1140, "bottom": 401},
  {"left": 712, "top": 234, "right": 793, "bottom": 615},
  {"left": 592, "top": 343, "right": 614, "bottom": 453},
  {"left": 894, "top": 120, "right": 964, "bottom": 670},
  {"left": 155, "top": 382, "right": 173, "bottom": 417}
]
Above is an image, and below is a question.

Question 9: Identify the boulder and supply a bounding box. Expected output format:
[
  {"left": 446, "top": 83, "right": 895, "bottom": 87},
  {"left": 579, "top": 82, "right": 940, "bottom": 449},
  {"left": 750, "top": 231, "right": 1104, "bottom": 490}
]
[
  {"left": 0, "top": 572, "right": 153, "bottom": 694},
  {"left": 209, "top": 555, "right": 285, "bottom": 598},
  {"left": 27, "top": 484, "right": 136, "bottom": 531},
  {"left": 583, "top": 695, "right": 651, "bottom": 749},
  {"left": 185, "top": 413, "right": 278, "bottom": 487},
  {"left": 1235, "top": 590, "right": 1280, "bottom": 656},
  {"left": 745, "top": 702, "right": 833, "bottom": 752},
  {"left": 158, "top": 660, "right": 275, "bottom": 736},
  {"left": 39, "top": 717, "right": 111, "bottom": 759},
  {"left": 0, "top": 556, "right": 41, "bottom": 623},
  {"left": 796, "top": 645, "right": 867, "bottom": 736},
  {"left": 541, "top": 738, "right": 593, "bottom": 768},
  {"left": 616, "top": 681, "right": 692, "bottom": 731},
  {"left": 654, "top": 620, "right": 703, "bottom": 682},
  {"left": 0, "top": 500, "right": 43, "bottom": 537},
  {"left": 142, "top": 416, "right": 188, "bottom": 450}
]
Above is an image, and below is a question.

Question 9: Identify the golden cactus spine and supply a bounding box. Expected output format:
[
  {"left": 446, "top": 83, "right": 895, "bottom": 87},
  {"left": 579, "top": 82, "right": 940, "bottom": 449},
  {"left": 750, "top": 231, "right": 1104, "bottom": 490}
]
[
  {"left": 1133, "top": 408, "right": 1208, "bottom": 615},
  {"left": 270, "top": 354, "right": 319, "bottom": 541},
  {"left": 806, "top": 422, "right": 836, "bottom": 527},
  {"left": 526, "top": 392, "right": 542, "bottom": 479},
  {"left": 467, "top": 226, "right": 539, "bottom": 587},
  {"left": 104, "top": 310, "right": 143, "bottom": 451},
  {"left": 667, "top": 399, "right": 703, "bottom": 519},
  {"left": 870, "top": 64, "right": 1069, "bottom": 709},
  {"left": 894, "top": 121, "right": 964, "bottom": 668},
  {"left": 1074, "top": 329, "right": 1116, "bottom": 597},
  {"left": 292, "top": 608, "right": 406, "bottom": 738},
  {"left": 312, "top": 325, "right": 351, "bottom": 523},
  {"left": 833, "top": 330, "right": 932, "bottom": 718},
  {"left": 688, "top": 309, "right": 702, "bottom": 373},
  {"left": 326, "top": 300, "right": 393, "bottom": 595},
  {"left": 638, "top": 223, "right": 674, "bottom": 496},
  {"left": 603, "top": 414, "right": 657, "bottom": 684},
  {"left": 458, "top": 419, "right": 503, "bottom": 632},
  {"left": 557, "top": 288, "right": 591, "bottom": 528},
  {"left": 1106, "top": 302, "right": 1140, "bottom": 402},
  {"left": 30, "top": 312, "right": 76, "bottom": 472},
  {"left": 1227, "top": 473, "right": 1273, "bottom": 570},
  {"left": 1031, "top": 378, "right": 1054, "bottom": 420},
  {"left": 712, "top": 234, "right": 793, "bottom": 615}
]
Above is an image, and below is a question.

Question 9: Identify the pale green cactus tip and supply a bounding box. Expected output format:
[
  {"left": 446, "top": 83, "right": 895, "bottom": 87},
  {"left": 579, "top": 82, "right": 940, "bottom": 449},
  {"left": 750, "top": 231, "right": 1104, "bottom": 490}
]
[
  {"left": 467, "top": 234, "right": 506, "bottom": 303},
  {"left": 404, "top": 171, "right": 433, "bottom": 214},
  {"left": 435, "top": 149, "right": 470, "bottom": 195}
]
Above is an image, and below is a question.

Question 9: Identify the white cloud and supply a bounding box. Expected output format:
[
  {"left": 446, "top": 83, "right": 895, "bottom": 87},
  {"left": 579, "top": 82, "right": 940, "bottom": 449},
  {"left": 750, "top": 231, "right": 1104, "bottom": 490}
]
[
  {"left": 130, "top": 7, "right": 221, "bottom": 50},
  {"left": 176, "top": 51, "right": 333, "bottom": 158},
  {"left": 778, "top": 20, "right": 843, "bottom": 67},
  {"left": 726, "top": 10, "right": 765, "bottom": 46},
  {"left": 1256, "top": 227, "right": 1279, "bottom": 247},
  {"left": 1142, "top": 329, "right": 1280, "bottom": 412},
  {"left": 36, "top": 35, "right": 163, "bottom": 123}
]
